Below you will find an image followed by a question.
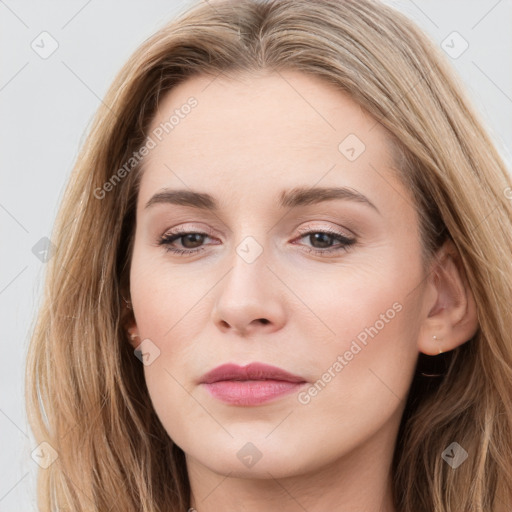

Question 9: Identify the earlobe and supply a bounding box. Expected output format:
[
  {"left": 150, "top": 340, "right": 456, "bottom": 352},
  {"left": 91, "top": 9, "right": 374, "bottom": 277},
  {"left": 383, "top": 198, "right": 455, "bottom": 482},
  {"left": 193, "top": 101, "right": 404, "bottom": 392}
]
[
  {"left": 127, "top": 325, "right": 141, "bottom": 349},
  {"left": 123, "top": 312, "right": 141, "bottom": 350},
  {"left": 121, "top": 294, "right": 141, "bottom": 348},
  {"left": 418, "top": 239, "right": 479, "bottom": 356}
]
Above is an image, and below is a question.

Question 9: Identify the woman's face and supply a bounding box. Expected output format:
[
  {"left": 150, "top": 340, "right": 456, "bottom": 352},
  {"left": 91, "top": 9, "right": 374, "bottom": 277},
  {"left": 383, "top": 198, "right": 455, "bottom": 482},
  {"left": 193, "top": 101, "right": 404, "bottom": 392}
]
[{"left": 129, "top": 70, "right": 430, "bottom": 479}]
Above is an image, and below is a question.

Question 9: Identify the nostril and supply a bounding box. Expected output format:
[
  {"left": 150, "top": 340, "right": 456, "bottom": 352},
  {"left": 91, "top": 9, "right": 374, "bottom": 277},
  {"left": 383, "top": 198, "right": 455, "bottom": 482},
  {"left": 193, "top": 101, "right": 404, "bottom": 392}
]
[{"left": 258, "top": 318, "right": 270, "bottom": 325}]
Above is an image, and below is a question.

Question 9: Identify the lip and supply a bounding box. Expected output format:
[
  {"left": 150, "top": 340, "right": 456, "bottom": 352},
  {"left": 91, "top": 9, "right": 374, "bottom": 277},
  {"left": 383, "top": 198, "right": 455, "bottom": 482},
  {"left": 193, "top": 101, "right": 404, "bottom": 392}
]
[{"left": 200, "top": 362, "right": 307, "bottom": 406}]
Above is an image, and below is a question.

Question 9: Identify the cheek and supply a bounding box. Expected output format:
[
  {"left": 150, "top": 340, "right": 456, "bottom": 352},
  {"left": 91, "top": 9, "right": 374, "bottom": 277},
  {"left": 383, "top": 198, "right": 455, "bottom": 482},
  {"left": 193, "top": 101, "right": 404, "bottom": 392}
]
[
  {"left": 128, "top": 249, "right": 213, "bottom": 418},
  {"left": 129, "top": 256, "right": 207, "bottom": 445},
  {"left": 296, "top": 251, "right": 424, "bottom": 406},
  {"left": 129, "top": 243, "right": 205, "bottom": 338},
  {"left": 293, "top": 293, "right": 421, "bottom": 460}
]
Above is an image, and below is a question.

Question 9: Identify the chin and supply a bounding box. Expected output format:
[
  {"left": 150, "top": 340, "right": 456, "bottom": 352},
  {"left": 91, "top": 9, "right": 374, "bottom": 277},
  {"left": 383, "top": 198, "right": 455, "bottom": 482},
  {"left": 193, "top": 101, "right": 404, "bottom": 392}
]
[{"left": 181, "top": 429, "right": 311, "bottom": 475}]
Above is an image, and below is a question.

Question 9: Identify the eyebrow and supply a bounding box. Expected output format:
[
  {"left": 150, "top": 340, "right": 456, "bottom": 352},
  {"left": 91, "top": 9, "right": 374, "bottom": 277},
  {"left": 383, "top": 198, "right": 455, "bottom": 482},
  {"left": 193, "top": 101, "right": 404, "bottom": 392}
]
[{"left": 144, "top": 186, "right": 380, "bottom": 214}]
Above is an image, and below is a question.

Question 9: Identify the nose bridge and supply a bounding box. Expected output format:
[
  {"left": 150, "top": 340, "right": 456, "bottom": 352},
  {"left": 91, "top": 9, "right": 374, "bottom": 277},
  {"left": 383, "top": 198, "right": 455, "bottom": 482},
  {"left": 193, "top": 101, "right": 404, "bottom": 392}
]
[
  {"left": 212, "top": 231, "right": 286, "bottom": 334},
  {"left": 223, "top": 233, "right": 270, "bottom": 305}
]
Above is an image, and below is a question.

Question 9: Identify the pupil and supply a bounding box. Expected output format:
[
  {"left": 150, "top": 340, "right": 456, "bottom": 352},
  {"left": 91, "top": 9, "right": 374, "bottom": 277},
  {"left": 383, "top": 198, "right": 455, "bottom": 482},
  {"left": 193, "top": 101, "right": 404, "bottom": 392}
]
[
  {"left": 311, "top": 233, "right": 331, "bottom": 248},
  {"left": 183, "top": 234, "right": 204, "bottom": 248}
]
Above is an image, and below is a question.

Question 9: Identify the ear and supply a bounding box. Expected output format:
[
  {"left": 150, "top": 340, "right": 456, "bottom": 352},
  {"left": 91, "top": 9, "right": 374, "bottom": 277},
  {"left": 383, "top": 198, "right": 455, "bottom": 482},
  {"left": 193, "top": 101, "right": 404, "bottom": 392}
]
[{"left": 418, "top": 238, "right": 479, "bottom": 356}]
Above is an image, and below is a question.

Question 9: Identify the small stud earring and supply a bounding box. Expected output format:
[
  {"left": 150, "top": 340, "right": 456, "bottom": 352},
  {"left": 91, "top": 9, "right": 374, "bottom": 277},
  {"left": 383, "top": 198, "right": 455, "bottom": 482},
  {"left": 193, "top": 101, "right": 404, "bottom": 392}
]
[{"left": 128, "top": 329, "right": 140, "bottom": 341}]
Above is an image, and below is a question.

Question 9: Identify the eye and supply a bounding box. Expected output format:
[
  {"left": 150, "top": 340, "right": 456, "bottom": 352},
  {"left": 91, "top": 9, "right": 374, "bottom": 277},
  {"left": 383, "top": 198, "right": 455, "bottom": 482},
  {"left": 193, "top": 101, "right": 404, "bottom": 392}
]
[
  {"left": 293, "top": 226, "right": 356, "bottom": 257},
  {"left": 157, "top": 226, "right": 215, "bottom": 256}
]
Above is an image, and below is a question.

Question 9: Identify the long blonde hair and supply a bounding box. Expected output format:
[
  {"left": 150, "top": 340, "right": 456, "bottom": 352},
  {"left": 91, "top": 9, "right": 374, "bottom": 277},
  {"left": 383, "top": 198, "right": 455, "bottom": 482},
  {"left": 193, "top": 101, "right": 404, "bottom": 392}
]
[{"left": 26, "top": 0, "right": 512, "bottom": 510}]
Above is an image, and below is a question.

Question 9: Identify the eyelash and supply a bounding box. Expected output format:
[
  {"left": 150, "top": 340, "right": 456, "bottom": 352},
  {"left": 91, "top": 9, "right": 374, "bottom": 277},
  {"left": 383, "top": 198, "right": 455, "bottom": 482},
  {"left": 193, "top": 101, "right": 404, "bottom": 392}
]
[{"left": 157, "top": 225, "right": 356, "bottom": 258}]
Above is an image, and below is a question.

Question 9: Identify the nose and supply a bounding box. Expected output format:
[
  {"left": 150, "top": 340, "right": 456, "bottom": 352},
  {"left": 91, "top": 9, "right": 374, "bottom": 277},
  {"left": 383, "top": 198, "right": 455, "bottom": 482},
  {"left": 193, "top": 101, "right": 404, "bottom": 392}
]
[{"left": 211, "top": 245, "right": 287, "bottom": 337}]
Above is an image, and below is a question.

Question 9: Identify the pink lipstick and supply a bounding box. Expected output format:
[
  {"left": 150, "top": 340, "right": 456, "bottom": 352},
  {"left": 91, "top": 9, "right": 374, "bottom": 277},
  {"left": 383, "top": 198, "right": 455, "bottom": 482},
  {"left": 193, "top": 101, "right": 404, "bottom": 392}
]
[{"left": 200, "top": 362, "right": 307, "bottom": 406}]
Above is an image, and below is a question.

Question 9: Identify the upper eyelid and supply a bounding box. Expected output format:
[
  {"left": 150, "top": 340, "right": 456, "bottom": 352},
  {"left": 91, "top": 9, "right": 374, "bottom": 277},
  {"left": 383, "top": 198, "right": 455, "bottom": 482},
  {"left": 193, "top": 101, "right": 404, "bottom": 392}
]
[{"left": 296, "top": 224, "right": 355, "bottom": 238}]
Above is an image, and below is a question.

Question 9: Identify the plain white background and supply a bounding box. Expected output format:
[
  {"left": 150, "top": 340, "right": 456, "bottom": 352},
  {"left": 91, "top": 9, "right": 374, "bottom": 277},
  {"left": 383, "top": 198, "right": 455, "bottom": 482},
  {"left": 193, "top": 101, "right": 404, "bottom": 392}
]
[{"left": 1, "top": 1, "right": 511, "bottom": 510}]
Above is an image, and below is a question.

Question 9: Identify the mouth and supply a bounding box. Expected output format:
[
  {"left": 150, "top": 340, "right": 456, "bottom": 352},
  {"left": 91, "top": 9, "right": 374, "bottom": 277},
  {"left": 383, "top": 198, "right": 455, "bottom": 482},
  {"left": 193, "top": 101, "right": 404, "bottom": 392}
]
[{"left": 199, "top": 362, "right": 308, "bottom": 406}]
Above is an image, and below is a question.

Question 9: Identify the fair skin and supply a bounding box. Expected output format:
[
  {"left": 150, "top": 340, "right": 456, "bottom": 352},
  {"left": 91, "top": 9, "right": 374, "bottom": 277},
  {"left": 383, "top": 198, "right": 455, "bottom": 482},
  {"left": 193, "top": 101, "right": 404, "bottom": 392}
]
[{"left": 127, "top": 70, "right": 478, "bottom": 512}]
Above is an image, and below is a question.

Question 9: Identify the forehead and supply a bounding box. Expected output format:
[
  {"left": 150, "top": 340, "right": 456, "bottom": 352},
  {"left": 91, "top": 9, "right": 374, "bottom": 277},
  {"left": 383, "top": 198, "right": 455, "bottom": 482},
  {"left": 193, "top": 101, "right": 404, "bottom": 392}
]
[
  {"left": 138, "top": 69, "right": 409, "bottom": 215},
  {"left": 146, "top": 69, "right": 389, "bottom": 158}
]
